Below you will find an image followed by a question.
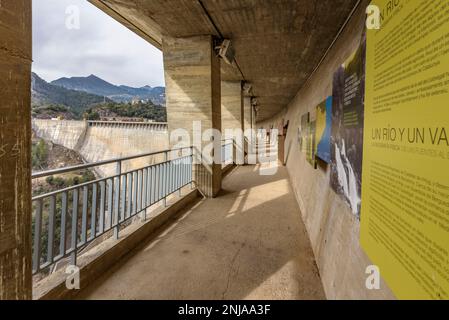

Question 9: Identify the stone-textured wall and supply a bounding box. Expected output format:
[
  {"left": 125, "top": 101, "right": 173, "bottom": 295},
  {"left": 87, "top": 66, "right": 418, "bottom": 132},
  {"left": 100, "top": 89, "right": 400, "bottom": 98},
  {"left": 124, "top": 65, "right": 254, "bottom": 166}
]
[
  {"left": 0, "top": 0, "right": 32, "bottom": 299},
  {"left": 258, "top": 1, "right": 396, "bottom": 300},
  {"left": 32, "top": 120, "right": 169, "bottom": 177}
]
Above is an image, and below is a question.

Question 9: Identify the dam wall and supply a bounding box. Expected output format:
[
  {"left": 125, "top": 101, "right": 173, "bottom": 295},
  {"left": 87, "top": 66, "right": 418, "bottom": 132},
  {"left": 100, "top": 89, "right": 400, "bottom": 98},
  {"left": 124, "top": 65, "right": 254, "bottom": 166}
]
[{"left": 32, "top": 120, "right": 169, "bottom": 177}]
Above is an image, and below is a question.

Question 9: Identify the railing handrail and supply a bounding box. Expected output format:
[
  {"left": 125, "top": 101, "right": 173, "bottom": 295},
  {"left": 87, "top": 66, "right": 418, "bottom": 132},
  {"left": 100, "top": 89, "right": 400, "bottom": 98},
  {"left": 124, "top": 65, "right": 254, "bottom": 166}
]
[
  {"left": 87, "top": 120, "right": 168, "bottom": 126},
  {"left": 32, "top": 154, "right": 193, "bottom": 201},
  {"left": 32, "top": 146, "right": 193, "bottom": 179}
]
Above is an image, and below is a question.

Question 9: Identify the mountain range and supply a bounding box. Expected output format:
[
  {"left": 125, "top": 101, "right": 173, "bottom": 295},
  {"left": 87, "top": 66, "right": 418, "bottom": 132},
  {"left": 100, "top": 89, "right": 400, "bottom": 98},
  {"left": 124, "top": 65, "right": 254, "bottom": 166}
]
[
  {"left": 51, "top": 74, "right": 166, "bottom": 105},
  {"left": 31, "top": 72, "right": 111, "bottom": 115}
]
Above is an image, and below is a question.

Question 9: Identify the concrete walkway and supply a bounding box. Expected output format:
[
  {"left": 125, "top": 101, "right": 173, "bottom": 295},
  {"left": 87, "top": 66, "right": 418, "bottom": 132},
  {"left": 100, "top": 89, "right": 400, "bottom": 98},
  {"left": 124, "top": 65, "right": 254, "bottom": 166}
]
[{"left": 79, "top": 164, "right": 325, "bottom": 300}]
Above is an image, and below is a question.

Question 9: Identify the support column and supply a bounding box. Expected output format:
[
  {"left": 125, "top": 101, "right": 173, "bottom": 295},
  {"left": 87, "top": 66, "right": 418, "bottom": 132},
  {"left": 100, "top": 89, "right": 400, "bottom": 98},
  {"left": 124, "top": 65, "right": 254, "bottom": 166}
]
[
  {"left": 221, "top": 81, "right": 244, "bottom": 164},
  {"left": 221, "top": 81, "right": 243, "bottom": 138},
  {"left": 243, "top": 96, "right": 252, "bottom": 133},
  {"left": 163, "top": 35, "right": 222, "bottom": 197},
  {"left": 0, "top": 0, "right": 33, "bottom": 299},
  {"left": 242, "top": 96, "right": 253, "bottom": 164}
]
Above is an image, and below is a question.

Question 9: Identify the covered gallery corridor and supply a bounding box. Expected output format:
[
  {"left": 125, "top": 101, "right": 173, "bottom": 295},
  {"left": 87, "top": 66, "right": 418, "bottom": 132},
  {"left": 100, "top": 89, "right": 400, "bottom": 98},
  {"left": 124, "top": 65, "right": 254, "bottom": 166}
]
[
  {"left": 78, "top": 164, "right": 325, "bottom": 300},
  {"left": 2, "top": 0, "right": 449, "bottom": 301}
]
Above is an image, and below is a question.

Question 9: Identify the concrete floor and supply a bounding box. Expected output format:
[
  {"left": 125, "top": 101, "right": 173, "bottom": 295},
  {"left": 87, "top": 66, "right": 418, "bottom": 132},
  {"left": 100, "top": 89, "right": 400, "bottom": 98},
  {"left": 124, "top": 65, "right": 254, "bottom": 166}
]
[{"left": 79, "top": 164, "right": 325, "bottom": 300}]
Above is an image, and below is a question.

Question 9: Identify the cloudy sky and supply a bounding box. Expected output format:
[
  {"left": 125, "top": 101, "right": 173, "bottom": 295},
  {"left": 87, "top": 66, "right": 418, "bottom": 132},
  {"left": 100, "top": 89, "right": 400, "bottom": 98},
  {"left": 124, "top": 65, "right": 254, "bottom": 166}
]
[{"left": 32, "top": 0, "right": 165, "bottom": 88}]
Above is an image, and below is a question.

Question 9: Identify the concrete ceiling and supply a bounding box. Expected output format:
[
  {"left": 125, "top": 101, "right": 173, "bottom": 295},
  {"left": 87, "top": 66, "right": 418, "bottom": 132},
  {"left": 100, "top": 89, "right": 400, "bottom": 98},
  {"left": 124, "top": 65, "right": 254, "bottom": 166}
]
[{"left": 90, "top": 0, "right": 359, "bottom": 121}]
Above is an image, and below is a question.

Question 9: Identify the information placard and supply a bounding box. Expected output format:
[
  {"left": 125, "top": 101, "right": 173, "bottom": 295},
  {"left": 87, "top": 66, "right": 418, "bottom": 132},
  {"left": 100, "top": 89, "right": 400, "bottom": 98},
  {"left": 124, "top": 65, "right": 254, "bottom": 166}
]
[{"left": 361, "top": 0, "right": 449, "bottom": 299}]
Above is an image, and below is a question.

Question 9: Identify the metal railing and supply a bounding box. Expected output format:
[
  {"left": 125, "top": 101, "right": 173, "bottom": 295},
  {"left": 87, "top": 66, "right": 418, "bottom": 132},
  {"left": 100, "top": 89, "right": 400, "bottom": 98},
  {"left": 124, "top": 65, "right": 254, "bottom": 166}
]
[{"left": 31, "top": 147, "right": 194, "bottom": 275}]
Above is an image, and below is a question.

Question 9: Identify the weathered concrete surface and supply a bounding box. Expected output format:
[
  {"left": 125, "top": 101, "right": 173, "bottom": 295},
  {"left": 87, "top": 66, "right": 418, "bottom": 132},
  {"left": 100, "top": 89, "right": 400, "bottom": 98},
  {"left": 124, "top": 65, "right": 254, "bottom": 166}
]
[
  {"left": 163, "top": 35, "right": 222, "bottom": 197},
  {"left": 32, "top": 120, "right": 87, "bottom": 150},
  {"left": 243, "top": 96, "right": 252, "bottom": 133},
  {"left": 89, "top": 0, "right": 359, "bottom": 121},
  {"left": 258, "top": 1, "right": 396, "bottom": 300},
  {"left": 0, "top": 0, "right": 32, "bottom": 299},
  {"left": 221, "top": 81, "right": 243, "bottom": 138},
  {"left": 32, "top": 120, "right": 169, "bottom": 177},
  {"left": 79, "top": 165, "right": 325, "bottom": 300}
]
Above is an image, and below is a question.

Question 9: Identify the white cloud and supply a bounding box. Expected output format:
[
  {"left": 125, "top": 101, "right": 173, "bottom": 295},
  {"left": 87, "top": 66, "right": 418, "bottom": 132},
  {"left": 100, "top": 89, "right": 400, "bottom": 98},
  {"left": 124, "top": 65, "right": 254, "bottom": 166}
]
[{"left": 32, "top": 0, "right": 165, "bottom": 88}]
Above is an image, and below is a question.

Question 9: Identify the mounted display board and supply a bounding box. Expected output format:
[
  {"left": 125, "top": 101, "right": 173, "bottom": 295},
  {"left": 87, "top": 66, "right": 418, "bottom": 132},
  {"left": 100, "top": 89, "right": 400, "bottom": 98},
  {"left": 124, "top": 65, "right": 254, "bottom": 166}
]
[
  {"left": 299, "top": 112, "right": 310, "bottom": 153},
  {"left": 306, "top": 116, "right": 317, "bottom": 168},
  {"left": 330, "top": 36, "right": 366, "bottom": 218},
  {"left": 315, "top": 97, "right": 333, "bottom": 163},
  {"left": 361, "top": 0, "right": 449, "bottom": 299}
]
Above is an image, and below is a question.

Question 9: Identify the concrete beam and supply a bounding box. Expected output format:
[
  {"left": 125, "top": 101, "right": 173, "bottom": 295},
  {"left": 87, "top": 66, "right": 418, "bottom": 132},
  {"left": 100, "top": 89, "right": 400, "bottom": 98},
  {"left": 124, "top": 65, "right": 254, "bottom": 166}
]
[
  {"left": 0, "top": 0, "right": 32, "bottom": 300},
  {"left": 163, "top": 35, "right": 222, "bottom": 197}
]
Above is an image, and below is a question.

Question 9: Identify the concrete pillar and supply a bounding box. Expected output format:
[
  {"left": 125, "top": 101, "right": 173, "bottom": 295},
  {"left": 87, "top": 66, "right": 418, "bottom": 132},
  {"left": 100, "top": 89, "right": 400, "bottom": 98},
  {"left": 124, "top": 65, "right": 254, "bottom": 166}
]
[
  {"left": 0, "top": 0, "right": 33, "bottom": 299},
  {"left": 243, "top": 97, "right": 252, "bottom": 133},
  {"left": 221, "top": 81, "right": 243, "bottom": 138},
  {"left": 163, "top": 35, "right": 222, "bottom": 197},
  {"left": 221, "top": 81, "right": 244, "bottom": 165}
]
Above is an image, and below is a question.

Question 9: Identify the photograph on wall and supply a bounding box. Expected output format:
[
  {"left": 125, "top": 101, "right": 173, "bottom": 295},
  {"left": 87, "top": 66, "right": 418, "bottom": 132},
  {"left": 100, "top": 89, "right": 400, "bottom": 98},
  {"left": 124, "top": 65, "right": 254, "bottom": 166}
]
[
  {"left": 306, "top": 118, "right": 317, "bottom": 169},
  {"left": 299, "top": 112, "right": 309, "bottom": 153},
  {"left": 315, "top": 96, "right": 332, "bottom": 164},
  {"left": 330, "top": 34, "right": 366, "bottom": 219}
]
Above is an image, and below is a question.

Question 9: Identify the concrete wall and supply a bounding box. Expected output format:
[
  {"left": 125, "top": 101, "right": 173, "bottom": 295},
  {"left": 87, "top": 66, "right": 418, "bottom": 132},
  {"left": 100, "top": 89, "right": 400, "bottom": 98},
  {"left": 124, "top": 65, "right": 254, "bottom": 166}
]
[
  {"left": 32, "top": 120, "right": 87, "bottom": 150},
  {"left": 32, "top": 120, "right": 169, "bottom": 177},
  {"left": 0, "top": 0, "right": 32, "bottom": 299},
  {"left": 258, "top": 1, "right": 396, "bottom": 300}
]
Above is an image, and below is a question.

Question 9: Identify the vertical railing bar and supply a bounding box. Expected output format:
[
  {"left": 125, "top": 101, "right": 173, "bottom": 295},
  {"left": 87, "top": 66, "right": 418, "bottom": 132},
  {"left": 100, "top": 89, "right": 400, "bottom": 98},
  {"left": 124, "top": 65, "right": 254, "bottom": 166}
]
[
  {"left": 173, "top": 159, "right": 176, "bottom": 193},
  {"left": 70, "top": 188, "right": 79, "bottom": 266},
  {"left": 90, "top": 183, "right": 97, "bottom": 242},
  {"left": 151, "top": 166, "right": 156, "bottom": 206},
  {"left": 167, "top": 158, "right": 171, "bottom": 195},
  {"left": 173, "top": 158, "right": 177, "bottom": 193},
  {"left": 177, "top": 158, "right": 180, "bottom": 194},
  {"left": 81, "top": 186, "right": 88, "bottom": 245},
  {"left": 146, "top": 167, "right": 151, "bottom": 207},
  {"left": 142, "top": 168, "right": 148, "bottom": 221},
  {"left": 155, "top": 164, "right": 160, "bottom": 203},
  {"left": 127, "top": 172, "right": 132, "bottom": 218},
  {"left": 174, "top": 158, "right": 178, "bottom": 192},
  {"left": 160, "top": 163, "right": 164, "bottom": 203},
  {"left": 162, "top": 162, "right": 166, "bottom": 205},
  {"left": 32, "top": 199, "right": 43, "bottom": 274},
  {"left": 120, "top": 173, "right": 126, "bottom": 223},
  {"left": 190, "top": 147, "right": 194, "bottom": 189},
  {"left": 59, "top": 192, "right": 68, "bottom": 258},
  {"left": 162, "top": 153, "right": 167, "bottom": 206},
  {"left": 167, "top": 159, "right": 171, "bottom": 196},
  {"left": 114, "top": 162, "right": 121, "bottom": 240},
  {"left": 98, "top": 181, "right": 105, "bottom": 235},
  {"left": 137, "top": 170, "right": 142, "bottom": 213},
  {"left": 180, "top": 159, "right": 184, "bottom": 196},
  {"left": 132, "top": 171, "right": 137, "bottom": 216},
  {"left": 47, "top": 195, "right": 56, "bottom": 264},
  {"left": 107, "top": 178, "right": 113, "bottom": 231}
]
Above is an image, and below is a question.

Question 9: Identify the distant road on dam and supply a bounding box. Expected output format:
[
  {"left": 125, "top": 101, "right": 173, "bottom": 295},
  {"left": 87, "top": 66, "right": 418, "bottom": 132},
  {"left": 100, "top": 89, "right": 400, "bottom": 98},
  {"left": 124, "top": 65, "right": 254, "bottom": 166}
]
[{"left": 32, "top": 119, "right": 169, "bottom": 177}]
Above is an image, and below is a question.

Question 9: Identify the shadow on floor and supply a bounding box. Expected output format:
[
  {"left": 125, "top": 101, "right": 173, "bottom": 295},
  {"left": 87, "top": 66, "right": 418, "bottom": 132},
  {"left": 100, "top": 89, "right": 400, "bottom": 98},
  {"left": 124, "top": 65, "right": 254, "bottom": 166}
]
[{"left": 78, "top": 164, "right": 325, "bottom": 300}]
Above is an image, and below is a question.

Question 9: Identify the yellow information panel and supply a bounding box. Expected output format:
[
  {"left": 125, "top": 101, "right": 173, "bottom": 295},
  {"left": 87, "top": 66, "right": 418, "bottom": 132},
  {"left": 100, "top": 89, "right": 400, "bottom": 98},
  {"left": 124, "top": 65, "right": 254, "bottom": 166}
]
[{"left": 361, "top": 0, "right": 449, "bottom": 299}]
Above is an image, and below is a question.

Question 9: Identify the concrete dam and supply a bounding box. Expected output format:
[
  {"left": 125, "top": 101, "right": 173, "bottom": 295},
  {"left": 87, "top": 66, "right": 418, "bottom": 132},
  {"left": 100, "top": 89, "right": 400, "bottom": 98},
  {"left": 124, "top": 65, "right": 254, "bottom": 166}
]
[{"left": 32, "top": 120, "right": 169, "bottom": 177}]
